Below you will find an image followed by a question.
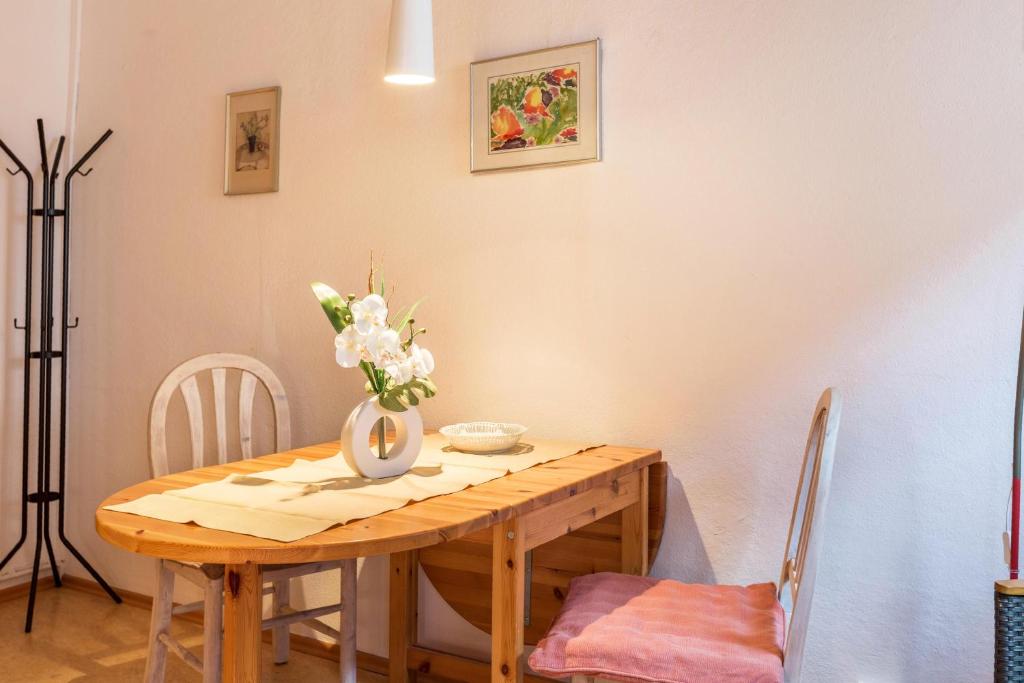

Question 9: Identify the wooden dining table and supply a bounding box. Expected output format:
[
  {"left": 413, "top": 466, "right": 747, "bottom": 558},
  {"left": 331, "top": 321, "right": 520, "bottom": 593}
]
[{"left": 95, "top": 439, "right": 662, "bottom": 683}]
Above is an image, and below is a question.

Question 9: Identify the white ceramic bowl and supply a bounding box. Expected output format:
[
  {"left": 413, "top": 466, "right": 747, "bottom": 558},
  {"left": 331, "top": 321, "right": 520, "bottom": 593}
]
[{"left": 440, "top": 422, "right": 528, "bottom": 453}]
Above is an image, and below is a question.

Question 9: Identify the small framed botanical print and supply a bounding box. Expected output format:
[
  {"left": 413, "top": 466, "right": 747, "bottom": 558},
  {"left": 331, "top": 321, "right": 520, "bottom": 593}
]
[
  {"left": 224, "top": 86, "right": 281, "bottom": 195},
  {"left": 470, "top": 39, "right": 600, "bottom": 173}
]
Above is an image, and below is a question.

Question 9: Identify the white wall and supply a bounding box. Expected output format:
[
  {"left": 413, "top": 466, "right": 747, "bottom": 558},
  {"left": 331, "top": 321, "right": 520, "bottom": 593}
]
[
  {"left": 53, "top": 1, "right": 1024, "bottom": 680},
  {"left": 0, "top": 0, "right": 75, "bottom": 587}
]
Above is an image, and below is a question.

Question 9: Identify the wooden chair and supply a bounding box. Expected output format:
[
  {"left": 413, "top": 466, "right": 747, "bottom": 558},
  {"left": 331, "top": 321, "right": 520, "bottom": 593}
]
[
  {"left": 143, "top": 353, "right": 357, "bottom": 683},
  {"left": 529, "top": 388, "right": 842, "bottom": 683}
]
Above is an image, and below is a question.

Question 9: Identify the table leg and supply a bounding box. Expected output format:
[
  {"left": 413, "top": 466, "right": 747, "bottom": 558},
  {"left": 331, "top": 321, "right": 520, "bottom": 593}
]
[
  {"left": 389, "top": 550, "right": 419, "bottom": 683},
  {"left": 223, "top": 563, "right": 262, "bottom": 683},
  {"left": 621, "top": 467, "right": 650, "bottom": 575},
  {"left": 492, "top": 517, "right": 525, "bottom": 683},
  {"left": 341, "top": 558, "right": 358, "bottom": 683}
]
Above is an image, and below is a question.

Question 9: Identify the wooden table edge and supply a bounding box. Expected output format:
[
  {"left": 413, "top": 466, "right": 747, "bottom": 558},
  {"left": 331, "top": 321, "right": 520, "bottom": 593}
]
[{"left": 94, "top": 443, "right": 663, "bottom": 565}]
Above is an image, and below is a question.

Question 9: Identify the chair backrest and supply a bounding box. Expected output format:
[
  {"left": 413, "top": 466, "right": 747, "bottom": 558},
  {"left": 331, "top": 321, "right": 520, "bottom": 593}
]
[
  {"left": 778, "top": 388, "right": 842, "bottom": 682},
  {"left": 149, "top": 353, "right": 291, "bottom": 477}
]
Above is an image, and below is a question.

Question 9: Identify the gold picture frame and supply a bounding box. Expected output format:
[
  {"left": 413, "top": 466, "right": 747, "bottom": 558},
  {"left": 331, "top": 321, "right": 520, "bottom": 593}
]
[
  {"left": 224, "top": 86, "right": 281, "bottom": 195},
  {"left": 470, "top": 39, "right": 601, "bottom": 173}
]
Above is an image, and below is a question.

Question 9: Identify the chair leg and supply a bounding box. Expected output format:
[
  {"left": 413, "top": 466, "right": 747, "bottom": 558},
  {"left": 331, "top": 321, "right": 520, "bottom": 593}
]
[
  {"left": 144, "top": 560, "right": 175, "bottom": 683},
  {"left": 272, "top": 578, "right": 290, "bottom": 664},
  {"left": 203, "top": 575, "right": 224, "bottom": 683},
  {"left": 339, "top": 558, "right": 357, "bottom": 683}
]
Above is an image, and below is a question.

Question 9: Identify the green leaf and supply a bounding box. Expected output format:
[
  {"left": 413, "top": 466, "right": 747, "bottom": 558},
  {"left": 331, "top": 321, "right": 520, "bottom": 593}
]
[
  {"left": 378, "top": 376, "right": 437, "bottom": 412},
  {"left": 311, "top": 282, "right": 349, "bottom": 333},
  {"left": 394, "top": 298, "right": 424, "bottom": 333},
  {"left": 359, "top": 361, "right": 382, "bottom": 393},
  {"left": 378, "top": 391, "right": 407, "bottom": 412},
  {"left": 411, "top": 377, "right": 438, "bottom": 398}
]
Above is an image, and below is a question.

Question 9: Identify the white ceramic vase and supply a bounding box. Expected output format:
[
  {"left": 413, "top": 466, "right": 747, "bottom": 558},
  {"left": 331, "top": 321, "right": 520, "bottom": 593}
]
[{"left": 340, "top": 396, "right": 423, "bottom": 478}]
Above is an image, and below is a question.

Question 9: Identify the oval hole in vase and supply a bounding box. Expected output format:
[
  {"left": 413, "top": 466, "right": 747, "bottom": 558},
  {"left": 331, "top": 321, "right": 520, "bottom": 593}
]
[{"left": 369, "top": 417, "right": 398, "bottom": 458}]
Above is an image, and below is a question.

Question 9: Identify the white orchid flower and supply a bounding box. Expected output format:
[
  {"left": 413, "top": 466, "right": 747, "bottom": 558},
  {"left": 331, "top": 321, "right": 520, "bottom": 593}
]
[
  {"left": 334, "top": 327, "right": 366, "bottom": 368},
  {"left": 365, "top": 328, "right": 400, "bottom": 364},
  {"left": 350, "top": 294, "right": 388, "bottom": 334},
  {"left": 409, "top": 344, "right": 435, "bottom": 378},
  {"left": 383, "top": 351, "right": 415, "bottom": 385}
]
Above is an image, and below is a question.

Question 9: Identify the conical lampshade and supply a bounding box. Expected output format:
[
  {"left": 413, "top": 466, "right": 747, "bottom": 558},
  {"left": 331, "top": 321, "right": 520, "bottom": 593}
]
[{"left": 384, "top": 0, "right": 435, "bottom": 85}]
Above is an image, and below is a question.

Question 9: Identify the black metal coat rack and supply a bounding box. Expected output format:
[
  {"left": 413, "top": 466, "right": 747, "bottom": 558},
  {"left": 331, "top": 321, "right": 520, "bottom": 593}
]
[{"left": 0, "top": 119, "right": 121, "bottom": 632}]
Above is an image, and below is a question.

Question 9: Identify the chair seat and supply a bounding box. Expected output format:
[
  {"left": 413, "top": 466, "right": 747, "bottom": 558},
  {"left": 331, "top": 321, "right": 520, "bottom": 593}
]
[{"left": 528, "top": 573, "right": 785, "bottom": 683}]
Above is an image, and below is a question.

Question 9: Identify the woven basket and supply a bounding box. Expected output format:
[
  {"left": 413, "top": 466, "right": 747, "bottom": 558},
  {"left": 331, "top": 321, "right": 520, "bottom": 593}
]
[{"left": 996, "top": 581, "right": 1024, "bottom": 682}]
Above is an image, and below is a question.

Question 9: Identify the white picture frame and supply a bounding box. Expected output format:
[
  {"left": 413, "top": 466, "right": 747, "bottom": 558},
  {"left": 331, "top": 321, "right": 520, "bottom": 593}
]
[
  {"left": 470, "top": 39, "right": 601, "bottom": 173},
  {"left": 224, "top": 86, "right": 281, "bottom": 195}
]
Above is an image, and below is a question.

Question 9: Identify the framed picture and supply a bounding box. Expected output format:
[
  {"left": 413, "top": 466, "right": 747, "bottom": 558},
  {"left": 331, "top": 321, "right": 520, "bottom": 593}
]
[
  {"left": 470, "top": 39, "right": 600, "bottom": 173},
  {"left": 224, "top": 86, "right": 281, "bottom": 195}
]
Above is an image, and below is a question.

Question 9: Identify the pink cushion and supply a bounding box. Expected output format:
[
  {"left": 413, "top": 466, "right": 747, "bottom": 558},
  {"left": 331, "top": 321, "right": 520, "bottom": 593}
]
[{"left": 529, "top": 573, "right": 784, "bottom": 683}]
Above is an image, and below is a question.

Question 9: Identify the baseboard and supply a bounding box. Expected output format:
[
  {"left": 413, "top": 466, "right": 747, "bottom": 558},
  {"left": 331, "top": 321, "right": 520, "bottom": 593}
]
[
  {"left": 61, "top": 574, "right": 152, "bottom": 609},
  {"left": 59, "top": 573, "right": 390, "bottom": 676},
  {"left": 0, "top": 575, "right": 56, "bottom": 604}
]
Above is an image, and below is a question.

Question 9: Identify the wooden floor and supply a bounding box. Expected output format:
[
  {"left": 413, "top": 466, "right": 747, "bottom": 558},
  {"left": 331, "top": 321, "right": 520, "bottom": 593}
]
[{"left": 0, "top": 583, "right": 385, "bottom": 682}]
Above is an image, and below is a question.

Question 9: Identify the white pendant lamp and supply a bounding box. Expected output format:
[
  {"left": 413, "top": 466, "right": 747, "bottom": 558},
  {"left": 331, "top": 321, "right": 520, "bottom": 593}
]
[{"left": 384, "top": 0, "right": 435, "bottom": 85}]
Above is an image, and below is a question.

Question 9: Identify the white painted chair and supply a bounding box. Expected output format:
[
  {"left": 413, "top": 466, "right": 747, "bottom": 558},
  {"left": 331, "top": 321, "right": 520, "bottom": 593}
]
[
  {"left": 530, "top": 388, "right": 842, "bottom": 683},
  {"left": 143, "top": 353, "right": 357, "bottom": 683},
  {"left": 773, "top": 388, "right": 841, "bottom": 682}
]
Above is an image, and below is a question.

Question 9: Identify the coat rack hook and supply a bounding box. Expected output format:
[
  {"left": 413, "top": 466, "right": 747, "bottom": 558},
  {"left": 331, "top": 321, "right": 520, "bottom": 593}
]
[
  {"left": 75, "top": 168, "right": 93, "bottom": 178},
  {"left": 67, "top": 317, "right": 79, "bottom": 329},
  {"left": 13, "top": 318, "right": 26, "bottom": 330},
  {"left": 5, "top": 167, "right": 18, "bottom": 176}
]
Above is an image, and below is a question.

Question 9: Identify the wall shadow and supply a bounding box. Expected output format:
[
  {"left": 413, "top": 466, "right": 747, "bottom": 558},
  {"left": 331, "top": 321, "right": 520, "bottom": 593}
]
[{"left": 655, "top": 470, "right": 716, "bottom": 585}]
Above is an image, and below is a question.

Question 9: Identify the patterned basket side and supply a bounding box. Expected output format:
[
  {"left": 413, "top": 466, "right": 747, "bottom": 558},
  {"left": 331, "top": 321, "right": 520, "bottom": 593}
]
[{"left": 996, "top": 591, "right": 1024, "bottom": 682}]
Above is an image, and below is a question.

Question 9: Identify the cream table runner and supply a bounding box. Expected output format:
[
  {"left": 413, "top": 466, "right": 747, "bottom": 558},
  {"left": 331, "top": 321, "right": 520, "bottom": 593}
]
[{"left": 104, "top": 434, "right": 599, "bottom": 542}]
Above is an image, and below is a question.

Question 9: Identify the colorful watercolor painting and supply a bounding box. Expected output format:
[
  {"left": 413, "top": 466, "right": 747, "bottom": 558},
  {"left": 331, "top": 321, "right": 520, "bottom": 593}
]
[
  {"left": 488, "top": 63, "right": 580, "bottom": 153},
  {"left": 471, "top": 40, "right": 599, "bottom": 172}
]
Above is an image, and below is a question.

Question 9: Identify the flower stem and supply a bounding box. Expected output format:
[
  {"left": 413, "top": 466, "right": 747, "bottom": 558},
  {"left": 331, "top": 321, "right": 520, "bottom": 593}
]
[
  {"left": 360, "top": 361, "right": 381, "bottom": 393},
  {"left": 358, "top": 361, "right": 387, "bottom": 459}
]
